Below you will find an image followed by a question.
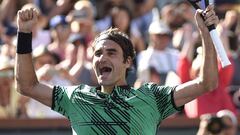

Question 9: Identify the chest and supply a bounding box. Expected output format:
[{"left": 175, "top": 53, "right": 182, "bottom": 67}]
[{"left": 68, "top": 93, "right": 159, "bottom": 134}]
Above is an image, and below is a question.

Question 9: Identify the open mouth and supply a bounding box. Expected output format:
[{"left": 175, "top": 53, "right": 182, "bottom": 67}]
[{"left": 99, "top": 66, "right": 112, "bottom": 75}]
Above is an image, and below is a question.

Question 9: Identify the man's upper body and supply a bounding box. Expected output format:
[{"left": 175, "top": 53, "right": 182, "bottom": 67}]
[
  {"left": 53, "top": 83, "right": 182, "bottom": 134},
  {"left": 15, "top": 5, "right": 219, "bottom": 134}
]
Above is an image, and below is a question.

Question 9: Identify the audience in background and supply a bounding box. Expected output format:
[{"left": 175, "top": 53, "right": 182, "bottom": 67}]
[
  {"left": 0, "top": 0, "right": 239, "bottom": 122},
  {"left": 136, "top": 19, "right": 179, "bottom": 86},
  {"left": 223, "top": 10, "right": 240, "bottom": 113}
]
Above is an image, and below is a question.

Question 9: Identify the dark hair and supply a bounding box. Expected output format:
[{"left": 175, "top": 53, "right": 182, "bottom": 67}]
[{"left": 92, "top": 28, "right": 136, "bottom": 77}]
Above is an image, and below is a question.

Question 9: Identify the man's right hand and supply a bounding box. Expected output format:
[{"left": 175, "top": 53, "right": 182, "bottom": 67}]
[{"left": 17, "top": 8, "right": 38, "bottom": 33}]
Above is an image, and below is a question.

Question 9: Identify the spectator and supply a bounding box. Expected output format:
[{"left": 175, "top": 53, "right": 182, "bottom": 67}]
[
  {"left": 66, "top": 0, "right": 98, "bottom": 86},
  {"left": 217, "top": 110, "right": 238, "bottom": 135},
  {"left": 33, "top": 46, "right": 59, "bottom": 70},
  {"left": 197, "top": 109, "right": 237, "bottom": 135},
  {"left": 0, "top": 24, "right": 17, "bottom": 59},
  {"left": 68, "top": 0, "right": 95, "bottom": 40},
  {"left": 0, "top": 56, "right": 18, "bottom": 118},
  {"left": 136, "top": 19, "right": 179, "bottom": 86},
  {"left": 131, "top": 0, "right": 156, "bottom": 44},
  {"left": 32, "top": 45, "right": 74, "bottom": 86},
  {"left": 160, "top": 2, "right": 187, "bottom": 31},
  {"left": 48, "top": 15, "right": 72, "bottom": 61},
  {"left": 69, "top": 43, "right": 98, "bottom": 86},
  {"left": 60, "top": 33, "right": 86, "bottom": 70},
  {"left": 220, "top": 10, "right": 240, "bottom": 113},
  {"left": 67, "top": 0, "right": 96, "bottom": 62},
  {"left": 111, "top": 5, "right": 145, "bottom": 53},
  {"left": 172, "top": 1, "right": 196, "bottom": 50}
]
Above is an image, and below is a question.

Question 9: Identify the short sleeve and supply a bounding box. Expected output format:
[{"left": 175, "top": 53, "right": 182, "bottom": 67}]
[
  {"left": 146, "top": 83, "right": 184, "bottom": 120},
  {"left": 51, "top": 85, "right": 75, "bottom": 117}
]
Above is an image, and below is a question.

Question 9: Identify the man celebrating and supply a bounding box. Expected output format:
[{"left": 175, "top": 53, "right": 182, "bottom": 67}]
[{"left": 16, "top": 5, "right": 218, "bottom": 135}]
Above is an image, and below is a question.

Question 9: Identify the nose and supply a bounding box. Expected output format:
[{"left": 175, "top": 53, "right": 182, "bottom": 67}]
[{"left": 98, "top": 53, "right": 107, "bottom": 63}]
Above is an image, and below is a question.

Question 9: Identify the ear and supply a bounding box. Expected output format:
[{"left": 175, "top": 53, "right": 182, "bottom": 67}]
[{"left": 125, "top": 56, "right": 132, "bottom": 68}]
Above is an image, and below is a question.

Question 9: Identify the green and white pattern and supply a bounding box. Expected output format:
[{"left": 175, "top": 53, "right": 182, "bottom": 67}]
[{"left": 52, "top": 83, "right": 183, "bottom": 135}]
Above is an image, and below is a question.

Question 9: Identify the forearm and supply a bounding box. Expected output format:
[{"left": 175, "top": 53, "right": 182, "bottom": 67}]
[
  {"left": 15, "top": 32, "right": 39, "bottom": 95},
  {"left": 15, "top": 7, "right": 53, "bottom": 107},
  {"left": 198, "top": 30, "right": 218, "bottom": 90}
]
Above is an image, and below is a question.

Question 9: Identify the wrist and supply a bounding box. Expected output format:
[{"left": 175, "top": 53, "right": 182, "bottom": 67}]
[
  {"left": 199, "top": 29, "right": 210, "bottom": 38},
  {"left": 17, "top": 28, "right": 32, "bottom": 33},
  {"left": 16, "top": 32, "right": 32, "bottom": 54}
]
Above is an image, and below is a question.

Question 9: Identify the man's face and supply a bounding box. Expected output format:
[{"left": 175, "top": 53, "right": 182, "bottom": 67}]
[{"left": 92, "top": 39, "right": 130, "bottom": 86}]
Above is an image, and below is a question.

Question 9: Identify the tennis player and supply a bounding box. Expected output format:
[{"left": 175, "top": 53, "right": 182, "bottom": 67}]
[{"left": 15, "top": 5, "right": 218, "bottom": 135}]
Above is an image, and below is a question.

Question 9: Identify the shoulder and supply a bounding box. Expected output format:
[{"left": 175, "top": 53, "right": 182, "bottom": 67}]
[
  {"left": 54, "top": 84, "right": 96, "bottom": 98},
  {"left": 139, "top": 83, "right": 176, "bottom": 94}
]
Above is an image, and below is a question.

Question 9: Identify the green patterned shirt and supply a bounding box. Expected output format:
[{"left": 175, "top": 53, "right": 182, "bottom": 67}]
[{"left": 52, "top": 83, "right": 183, "bottom": 135}]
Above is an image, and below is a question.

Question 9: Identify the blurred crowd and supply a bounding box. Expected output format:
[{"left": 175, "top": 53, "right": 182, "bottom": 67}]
[{"left": 0, "top": 0, "right": 239, "bottom": 125}]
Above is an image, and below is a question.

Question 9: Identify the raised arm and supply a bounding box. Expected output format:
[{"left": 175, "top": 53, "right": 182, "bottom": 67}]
[
  {"left": 174, "top": 5, "right": 219, "bottom": 107},
  {"left": 15, "top": 8, "right": 53, "bottom": 107}
]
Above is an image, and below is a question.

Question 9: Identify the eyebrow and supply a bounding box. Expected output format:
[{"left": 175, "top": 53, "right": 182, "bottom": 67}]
[
  {"left": 106, "top": 48, "right": 117, "bottom": 53},
  {"left": 94, "top": 48, "right": 117, "bottom": 54}
]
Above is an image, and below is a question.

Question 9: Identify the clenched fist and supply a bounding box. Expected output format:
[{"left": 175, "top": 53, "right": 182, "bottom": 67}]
[
  {"left": 17, "top": 8, "right": 38, "bottom": 33},
  {"left": 195, "top": 5, "right": 219, "bottom": 33}
]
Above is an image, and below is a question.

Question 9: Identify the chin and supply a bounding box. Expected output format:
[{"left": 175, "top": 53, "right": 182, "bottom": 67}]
[
  {"left": 97, "top": 79, "right": 105, "bottom": 85},
  {"left": 98, "top": 80, "right": 113, "bottom": 86},
  {"left": 97, "top": 80, "right": 103, "bottom": 85}
]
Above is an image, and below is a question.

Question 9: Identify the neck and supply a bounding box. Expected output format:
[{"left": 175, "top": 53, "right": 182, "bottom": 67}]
[
  {"left": 100, "top": 81, "right": 128, "bottom": 94},
  {"left": 101, "top": 85, "right": 114, "bottom": 94}
]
